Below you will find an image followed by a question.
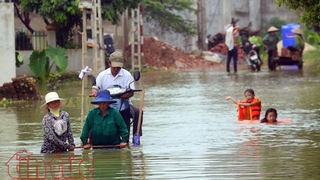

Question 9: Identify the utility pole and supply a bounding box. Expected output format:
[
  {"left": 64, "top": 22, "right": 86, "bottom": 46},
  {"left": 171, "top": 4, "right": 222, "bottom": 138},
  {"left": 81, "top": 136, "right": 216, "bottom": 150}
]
[
  {"left": 249, "top": 0, "right": 262, "bottom": 31},
  {"left": 131, "top": 4, "right": 143, "bottom": 72},
  {"left": 78, "top": 0, "right": 104, "bottom": 130},
  {"left": 197, "top": 0, "right": 207, "bottom": 50},
  {"left": 79, "top": 0, "right": 104, "bottom": 77},
  {"left": 122, "top": 9, "right": 129, "bottom": 54},
  {"left": 222, "top": 0, "right": 232, "bottom": 27}
]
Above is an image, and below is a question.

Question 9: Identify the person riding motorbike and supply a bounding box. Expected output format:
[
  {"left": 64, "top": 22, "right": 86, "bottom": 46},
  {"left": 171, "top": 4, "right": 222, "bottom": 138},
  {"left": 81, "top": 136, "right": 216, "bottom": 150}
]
[
  {"left": 90, "top": 51, "right": 143, "bottom": 144},
  {"left": 242, "top": 40, "right": 261, "bottom": 71}
]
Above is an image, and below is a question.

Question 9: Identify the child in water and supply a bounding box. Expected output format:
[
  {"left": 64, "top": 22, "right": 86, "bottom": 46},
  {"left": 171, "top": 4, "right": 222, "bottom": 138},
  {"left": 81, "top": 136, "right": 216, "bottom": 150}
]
[
  {"left": 260, "top": 108, "right": 293, "bottom": 124},
  {"left": 260, "top": 108, "right": 277, "bottom": 123},
  {"left": 225, "top": 88, "right": 262, "bottom": 120}
]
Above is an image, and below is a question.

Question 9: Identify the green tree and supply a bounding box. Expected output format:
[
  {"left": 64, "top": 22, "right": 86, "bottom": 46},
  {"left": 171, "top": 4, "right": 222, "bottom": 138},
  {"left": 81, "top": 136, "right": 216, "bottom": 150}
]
[
  {"left": 142, "top": 0, "right": 196, "bottom": 36},
  {"left": 276, "top": 0, "right": 320, "bottom": 26},
  {"left": 14, "top": 0, "right": 196, "bottom": 41}
]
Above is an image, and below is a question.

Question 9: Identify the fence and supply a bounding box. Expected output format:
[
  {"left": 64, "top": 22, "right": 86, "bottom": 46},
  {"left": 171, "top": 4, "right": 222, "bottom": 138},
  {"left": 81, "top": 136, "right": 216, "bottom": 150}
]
[
  {"left": 33, "top": 31, "right": 47, "bottom": 50},
  {"left": 15, "top": 29, "right": 83, "bottom": 50},
  {"left": 15, "top": 30, "right": 47, "bottom": 51}
]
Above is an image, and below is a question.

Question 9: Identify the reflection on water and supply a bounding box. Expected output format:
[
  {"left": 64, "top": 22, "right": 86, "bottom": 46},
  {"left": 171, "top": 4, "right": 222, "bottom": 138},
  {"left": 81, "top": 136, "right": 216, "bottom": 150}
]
[{"left": 1, "top": 69, "right": 320, "bottom": 179}]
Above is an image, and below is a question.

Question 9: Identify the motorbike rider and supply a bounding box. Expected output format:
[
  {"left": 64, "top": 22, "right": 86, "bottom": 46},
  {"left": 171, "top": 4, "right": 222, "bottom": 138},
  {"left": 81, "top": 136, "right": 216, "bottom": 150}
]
[
  {"left": 90, "top": 51, "right": 143, "bottom": 144},
  {"left": 242, "top": 40, "right": 261, "bottom": 71}
]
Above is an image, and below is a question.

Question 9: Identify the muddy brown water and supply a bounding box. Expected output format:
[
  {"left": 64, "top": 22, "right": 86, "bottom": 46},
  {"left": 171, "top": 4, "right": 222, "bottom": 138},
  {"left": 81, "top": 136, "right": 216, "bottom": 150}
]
[{"left": 1, "top": 67, "right": 320, "bottom": 179}]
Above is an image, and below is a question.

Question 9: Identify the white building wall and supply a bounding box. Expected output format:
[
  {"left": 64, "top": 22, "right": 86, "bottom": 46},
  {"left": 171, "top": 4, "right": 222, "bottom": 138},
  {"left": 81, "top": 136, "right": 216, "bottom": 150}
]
[
  {"left": 0, "top": 3, "right": 16, "bottom": 85},
  {"left": 16, "top": 49, "right": 85, "bottom": 76}
]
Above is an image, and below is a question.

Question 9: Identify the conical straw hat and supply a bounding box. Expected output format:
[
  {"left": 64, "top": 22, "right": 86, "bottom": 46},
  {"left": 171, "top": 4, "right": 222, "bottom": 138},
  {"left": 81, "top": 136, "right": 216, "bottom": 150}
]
[
  {"left": 292, "top": 28, "right": 302, "bottom": 35},
  {"left": 267, "top": 26, "right": 279, "bottom": 32}
]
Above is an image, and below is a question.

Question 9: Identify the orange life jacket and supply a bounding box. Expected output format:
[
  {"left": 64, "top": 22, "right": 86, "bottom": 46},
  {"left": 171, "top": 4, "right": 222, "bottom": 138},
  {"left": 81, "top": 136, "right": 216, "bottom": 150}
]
[{"left": 237, "top": 97, "right": 262, "bottom": 120}]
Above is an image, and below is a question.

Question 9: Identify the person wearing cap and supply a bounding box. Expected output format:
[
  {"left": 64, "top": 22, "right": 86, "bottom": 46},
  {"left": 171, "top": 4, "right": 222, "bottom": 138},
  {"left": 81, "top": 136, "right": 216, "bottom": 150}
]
[
  {"left": 40, "top": 92, "right": 75, "bottom": 153},
  {"left": 287, "top": 28, "right": 305, "bottom": 52},
  {"left": 225, "top": 18, "right": 240, "bottom": 75},
  {"left": 262, "top": 26, "right": 279, "bottom": 70},
  {"left": 81, "top": 89, "right": 129, "bottom": 149},
  {"left": 90, "top": 51, "right": 143, "bottom": 144}
]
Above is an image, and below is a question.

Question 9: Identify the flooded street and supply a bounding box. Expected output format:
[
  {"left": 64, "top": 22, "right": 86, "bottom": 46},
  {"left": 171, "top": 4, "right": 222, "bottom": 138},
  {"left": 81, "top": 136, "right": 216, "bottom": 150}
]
[{"left": 1, "top": 68, "right": 320, "bottom": 179}]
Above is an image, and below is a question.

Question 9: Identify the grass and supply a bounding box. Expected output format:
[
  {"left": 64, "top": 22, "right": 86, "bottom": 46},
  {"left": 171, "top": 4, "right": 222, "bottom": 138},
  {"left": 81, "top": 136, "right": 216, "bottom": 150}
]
[{"left": 303, "top": 47, "right": 320, "bottom": 73}]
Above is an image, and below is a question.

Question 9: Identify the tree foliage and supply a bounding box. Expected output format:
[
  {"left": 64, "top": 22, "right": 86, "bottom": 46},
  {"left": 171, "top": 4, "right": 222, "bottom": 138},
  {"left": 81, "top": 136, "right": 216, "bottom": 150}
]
[
  {"left": 101, "top": 0, "right": 140, "bottom": 24},
  {"left": 14, "top": 0, "right": 195, "bottom": 38},
  {"left": 276, "top": 0, "right": 320, "bottom": 26},
  {"left": 143, "top": 0, "right": 196, "bottom": 36}
]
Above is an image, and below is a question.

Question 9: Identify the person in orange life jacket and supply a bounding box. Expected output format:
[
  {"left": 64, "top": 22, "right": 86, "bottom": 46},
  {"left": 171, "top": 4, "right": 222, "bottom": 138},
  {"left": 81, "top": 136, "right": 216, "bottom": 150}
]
[
  {"left": 40, "top": 92, "right": 75, "bottom": 153},
  {"left": 225, "top": 88, "right": 262, "bottom": 120},
  {"left": 260, "top": 108, "right": 277, "bottom": 123}
]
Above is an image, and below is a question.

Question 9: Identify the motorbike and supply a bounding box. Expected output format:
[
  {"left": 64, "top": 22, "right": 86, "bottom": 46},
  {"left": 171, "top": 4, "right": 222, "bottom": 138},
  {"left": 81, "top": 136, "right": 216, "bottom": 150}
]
[
  {"left": 106, "top": 71, "right": 142, "bottom": 111},
  {"left": 242, "top": 41, "right": 262, "bottom": 72},
  {"left": 91, "top": 70, "right": 142, "bottom": 145},
  {"left": 247, "top": 50, "right": 262, "bottom": 71}
]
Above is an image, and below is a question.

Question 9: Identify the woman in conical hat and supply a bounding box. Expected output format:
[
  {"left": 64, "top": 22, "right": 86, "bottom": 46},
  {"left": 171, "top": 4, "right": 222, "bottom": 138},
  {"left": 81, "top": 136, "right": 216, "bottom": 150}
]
[
  {"left": 40, "top": 92, "right": 75, "bottom": 153},
  {"left": 288, "top": 27, "right": 305, "bottom": 52},
  {"left": 267, "top": 26, "right": 279, "bottom": 32},
  {"left": 292, "top": 27, "right": 303, "bottom": 35},
  {"left": 262, "top": 26, "right": 279, "bottom": 70}
]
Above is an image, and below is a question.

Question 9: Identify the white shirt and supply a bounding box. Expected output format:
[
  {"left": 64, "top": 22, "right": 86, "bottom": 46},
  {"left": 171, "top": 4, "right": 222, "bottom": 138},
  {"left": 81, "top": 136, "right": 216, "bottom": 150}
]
[
  {"left": 95, "top": 68, "right": 135, "bottom": 90},
  {"left": 225, "top": 24, "right": 234, "bottom": 51}
]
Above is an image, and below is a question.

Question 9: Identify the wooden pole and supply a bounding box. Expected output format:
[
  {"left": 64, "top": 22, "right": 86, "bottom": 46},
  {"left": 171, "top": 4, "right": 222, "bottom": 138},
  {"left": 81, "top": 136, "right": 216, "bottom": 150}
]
[
  {"left": 122, "top": 9, "right": 129, "bottom": 53},
  {"left": 197, "top": 0, "right": 207, "bottom": 50},
  {"left": 79, "top": 6, "right": 88, "bottom": 132},
  {"left": 75, "top": 145, "right": 120, "bottom": 149},
  {"left": 136, "top": 90, "right": 145, "bottom": 136},
  {"left": 79, "top": 30, "right": 85, "bottom": 131}
]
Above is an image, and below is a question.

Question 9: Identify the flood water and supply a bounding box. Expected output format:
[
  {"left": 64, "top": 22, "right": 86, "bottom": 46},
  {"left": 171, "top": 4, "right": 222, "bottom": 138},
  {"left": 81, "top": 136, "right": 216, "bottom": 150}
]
[{"left": 1, "top": 67, "right": 320, "bottom": 179}]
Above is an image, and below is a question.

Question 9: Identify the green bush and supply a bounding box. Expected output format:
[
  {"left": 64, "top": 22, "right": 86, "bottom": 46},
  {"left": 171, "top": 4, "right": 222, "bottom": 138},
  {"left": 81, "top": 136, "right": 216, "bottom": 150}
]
[
  {"left": 249, "top": 36, "right": 266, "bottom": 62},
  {"left": 15, "top": 52, "right": 24, "bottom": 68},
  {"left": 28, "top": 46, "right": 68, "bottom": 84},
  {"left": 303, "top": 47, "right": 320, "bottom": 72},
  {"left": 303, "top": 29, "right": 320, "bottom": 46},
  {"left": 262, "top": 16, "right": 287, "bottom": 40}
]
